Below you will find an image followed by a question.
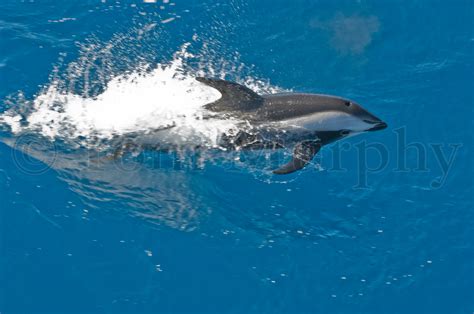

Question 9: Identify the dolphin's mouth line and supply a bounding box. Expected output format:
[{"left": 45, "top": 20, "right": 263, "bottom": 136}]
[
  {"left": 363, "top": 119, "right": 379, "bottom": 124},
  {"left": 367, "top": 121, "right": 388, "bottom": 131}
]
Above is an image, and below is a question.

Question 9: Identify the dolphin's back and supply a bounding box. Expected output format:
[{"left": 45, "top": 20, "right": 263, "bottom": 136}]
[
  {"left": 196, "top": 77, "right": 349, "bottom": 122},
  {"left": 258, "top": 93, "right": 346, "bottom": 122}
]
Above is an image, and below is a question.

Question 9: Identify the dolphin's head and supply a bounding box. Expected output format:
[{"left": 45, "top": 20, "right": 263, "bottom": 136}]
[
  {"left": 259, "top": 93, "right": 388, "bottom": 135},
  {"left": 290, "top": 94, "right": 387, "bottom": 136},
  {"left": 335, "top": 97, "right": 387, "bottom": 133},
  {"left": 276, "top": 94, "right": 387, "bottom": 134}
]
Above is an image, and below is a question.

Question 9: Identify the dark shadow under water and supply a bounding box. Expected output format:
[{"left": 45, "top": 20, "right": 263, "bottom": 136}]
[{"left": 1, "top": 131, "right": 359, "bottom": 243}]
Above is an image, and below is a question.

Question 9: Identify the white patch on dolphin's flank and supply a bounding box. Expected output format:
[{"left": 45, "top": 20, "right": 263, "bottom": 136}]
[{"left": 280, "top": 111, "right": 372, "bottom": 132}]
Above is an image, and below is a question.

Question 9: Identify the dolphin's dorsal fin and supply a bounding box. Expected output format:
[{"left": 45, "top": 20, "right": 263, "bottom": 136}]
[
  {"left": 273, "top": 140, "right": 322, "bottom": 174},
  {"left": 196, "top": 77, "right": 264, "bottom": 112}
]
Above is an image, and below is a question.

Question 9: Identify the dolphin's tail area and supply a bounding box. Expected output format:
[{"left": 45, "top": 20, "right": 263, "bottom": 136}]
[{"left": 196, "top": 77, "right": 264, "bottom": 112}]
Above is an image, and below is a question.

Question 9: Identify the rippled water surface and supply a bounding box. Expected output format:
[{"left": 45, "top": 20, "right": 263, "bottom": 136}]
[{"left": 1, "top": 1, "right": 473, "bottom": 313}]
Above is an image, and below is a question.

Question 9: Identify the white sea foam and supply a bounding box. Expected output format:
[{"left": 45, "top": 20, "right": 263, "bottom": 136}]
[
  {"left": 21, "top": 55, "right": 231, "bottom": 145},
  {"left": 0, "top": 42, "right": 283, "bottom": 150}
]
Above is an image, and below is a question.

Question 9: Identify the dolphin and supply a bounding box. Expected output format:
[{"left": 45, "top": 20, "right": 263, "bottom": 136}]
[{"left": 196, "top": 77, "right": 387, "bottom": 174}]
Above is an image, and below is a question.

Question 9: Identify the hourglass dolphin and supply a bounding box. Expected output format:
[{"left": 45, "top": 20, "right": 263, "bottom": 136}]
[{"left": 196, "top": 77, "right": 387, "bottom": 174}]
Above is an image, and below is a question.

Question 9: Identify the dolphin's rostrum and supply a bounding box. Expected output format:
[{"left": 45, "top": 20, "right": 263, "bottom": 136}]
[{"left": 197, "top": 77, "right": 387, "bottom": 174}]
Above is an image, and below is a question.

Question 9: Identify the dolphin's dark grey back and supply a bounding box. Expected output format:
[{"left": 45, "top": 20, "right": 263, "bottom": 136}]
[
  {"left": 258, "top": 93, "right": 347, "bottom": 122},
  {"left": 196, "top": 77, "right": 355, "bottom": 123}
]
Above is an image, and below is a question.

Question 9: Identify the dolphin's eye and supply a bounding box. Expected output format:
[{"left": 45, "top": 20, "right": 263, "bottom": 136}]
[
  {"left": 344, "top": 101, "right": 351, "bottom": 107},
  {"left": 341, "top": 130, "right": 350, "bottom": 136}
]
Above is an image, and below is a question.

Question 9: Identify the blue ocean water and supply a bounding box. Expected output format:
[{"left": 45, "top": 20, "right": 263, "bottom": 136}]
[{"left": 0, "top": 0, "right": 473, "bottom": 313}]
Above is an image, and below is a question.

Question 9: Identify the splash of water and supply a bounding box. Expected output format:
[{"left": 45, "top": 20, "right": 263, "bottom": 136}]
[
  {"left": 0, "top": 38, "right": 283, "bottom": 151},
  {"left": 0, "top": 28, "right": 298, "bottom": 196},
  {"left": 0, "top": 13, "right": 329, "bottom": 239}
]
